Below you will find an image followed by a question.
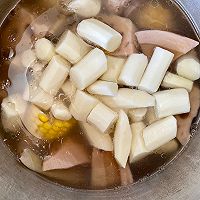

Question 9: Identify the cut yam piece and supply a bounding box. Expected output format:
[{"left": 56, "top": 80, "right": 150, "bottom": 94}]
[
  {"left": 56, "top": 30, "right": 91, "bottom": 64},
  {"left": 77, "top": 18, "right": 122, "bottom": 52},
  {"left": 145, "top": 107, "right": 159, "bottom": 125},
  {"left": 69, "top": 90, "right": 98, "bottom": 122},
  {"left": 70, "top": 48, "right": 107, "bottom": 90},
  {"left": 39, "top": 55, "right": 71, "bottom": 95},
  {"left": 21, "top": 49, "right": 37, "bottom": 68},
  {"left": 8, "top": 94, "right": 27, "bottom": 115},
  {"left": 120, "top": 164, "right": 133, "bottom": 186},
  {"left": 43, "top": 137, "right": 90, "bottom": 171},
  {"left": 7, "top": 94, "right": 44, "bottom": 140},
  {"left": 30, "top": 87, "right": 54, "bottom": 111},
  {"left": 176, "top": 84, "right": 200, "bottom": 145},
  {"left": 118, "top": 54, "right": 148, "bottom": 87},
  {"left": 1, "top": 97, "right": 23, "bottom": 132},
  {"left": 153, "top": 88, "right": 190, "bottom": 119},
  {"left": 3, "top": 95, "right": 48, "bottom": 145},
  {"left": 51, "top": 101, "right": 72, "bottom": 121},
  {"left": 130, "top": 122, "right": 149, "bottom": 163},
  {"left": 68, "top": 0, "right": 101, "bottom": 18},
  {"left": 176, "top": 54, "right": 200, "bottom": 81},
  {"left": 61, "top": 80, "right": 76, "bottom": 101},
  {"left": 98, "top": 14, "right": 138, "bottom": 56},
  {"left": 128, "top": 108, "right": 147, "bottom": 123},
  {"left": 87, "top": 80, "right": 118, "bottom": 96},
  {"left": 100, "top": 56, "right": 125, "bottom": 83},
  {"left": 138, "top": 47, "right": 174, "bottom": 94},
  {"left": 135, "top": 30, "right": 199, "bottom": 60},
  {"left": 162, "top": 72, "right": 193, "bottom": 92},
  {"left": 87, "top": 103, "right": 118, "bottom": 133},
  {"left": 143, "top": 116, "right": 177, "bottom": 151},
  {"left": 100, "top": 88, "right": 155, "bottom": 109},
  {"left": 20, "top": 149, "right": 42, "bottom": 173},
  {"left": 91, "top": 148, "right": 120, "bottom": 189},
  {"left": 113, "top": 110, "right": 132, "bottom": 168},
  {"left": 35, "top": 38, "right": 55, "bottom": 62},
  {"left": 20, "top": 104, "right": 45, "bottom": 139},
  {"left": 80, "top": 122, "right": 113, "bottom": 151}
]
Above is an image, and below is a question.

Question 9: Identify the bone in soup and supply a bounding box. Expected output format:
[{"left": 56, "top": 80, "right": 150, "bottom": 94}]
[{"left": 0, "top": 0, "right": 200, "bottom": 189}]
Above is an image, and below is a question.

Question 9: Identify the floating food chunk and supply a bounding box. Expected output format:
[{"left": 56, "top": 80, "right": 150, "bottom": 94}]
[
  {"left": 43, "top": 136, "right": 90, "bottom": 171},
  {"left": 135, "top": 30, "right": 199, "bottom": 60},
  {"left": 77, "top": 19, "right": 122, "bottom": 52}
]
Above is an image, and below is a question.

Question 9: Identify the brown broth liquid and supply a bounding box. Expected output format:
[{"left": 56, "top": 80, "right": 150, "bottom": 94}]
[{"left": 0, "top": 0, "right": 199, "bottom": 190}]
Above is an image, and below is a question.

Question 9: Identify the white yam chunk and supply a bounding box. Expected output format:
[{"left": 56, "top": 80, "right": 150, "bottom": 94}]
[
  {"left": 162, "top": 72, "right": 193, "bottom": 92},
  {"left": 143, "top": 116, "right": 177, "bottom": 151},
  {"left": 87, "top": 103, "right": 118, "bottom": 133},
  {"left": 139, "top": 47, "right": 174, "bottom": 94},
  {"left": 145, "top": 107, "right": 159, "bottom": 125},
  {"left": 7, "top": 94, "right": 27, "bottom": 116},
  {"left": 35, "top": 38, "right": 55, "bottom": 62},
  {"left": 87, "top": 80, "right": 118, "bottom": 96},
  {"left": 69, "top": 90, "right": 98, "bottom": 122},
  {"left": 80, "top": 122, "right": 113, "bottom": 151},
  {"left": 113, "top": 110, "right": 132, "bottom": 168},
  {"left": 20, "top": 149, "right": 42, "bottom": 173},
  {"left": 56, "top": 30, "right": 91, "bottom": 64},
  {"left": 128, "top": 108, "right": 147, "bottom": 123},
  {"left": 39, "top": 55, "right": 71, "bottom": 95},
  {"left": 30, "top": 88, "right": 54, "bottom": 111},
  {"left": 4, "top": 95, "right": 44, "bottom": 139},
  {"left": 100, "top": 88, "right": 155, "bottom": 109},
  {"left": 100, "top": 56, "right": 125, "bottom": 82},
  {"left": 176, "top": 54, "right": 200, "bottom": 81},
  {"left": 118, "top": 54, "right": 148, "bottom": 87},
  {"left": 61, "top": 80, "right": 76, "bottom": 101},
  {"left": 1, "top": 97, "right": 23, "bottom": 132},
  {"left": 70, "top": 48, "right": 107, "bottom": 90},
  {"left": 153, "top": 88, "right": 190, "bottom": 118},
  {"left": 77, "top": 18, "right": 122, "bottom": 52},
  {"left": 20, "top": 104, "right": 44, "bottom": 139},
  {"left": 51, "top": 101, "right": 72, "bottom": 121},
  {"left": 68, "top": 0, "right": 101, "bottom": 18},
  {"left": 21, "top": 49, "right": 37, "bottom": 68},
  {"left": 129, "top": 122, "right": 149, "bottom": 163}
]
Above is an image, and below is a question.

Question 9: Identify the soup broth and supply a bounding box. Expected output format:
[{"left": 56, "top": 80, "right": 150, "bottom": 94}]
[{"left": 0, "top": 0, "right": 199, "bottom": 190}]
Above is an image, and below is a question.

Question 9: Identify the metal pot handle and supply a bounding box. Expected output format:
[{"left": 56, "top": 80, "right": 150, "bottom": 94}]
[{"left": 176, "top": 0, "right": 200, "bottom": 38}]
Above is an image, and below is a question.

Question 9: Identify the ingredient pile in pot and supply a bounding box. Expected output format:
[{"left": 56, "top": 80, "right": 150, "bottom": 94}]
[{"left": 0, "top": 0, "right": 200, "bottom": 189}]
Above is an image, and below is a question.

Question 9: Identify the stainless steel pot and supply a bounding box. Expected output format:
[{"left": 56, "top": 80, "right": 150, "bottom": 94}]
[{"left": 0, "top": 0, "right": 200, "bottom": 199}]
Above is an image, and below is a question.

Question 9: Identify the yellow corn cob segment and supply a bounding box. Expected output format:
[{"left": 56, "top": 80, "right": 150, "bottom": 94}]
[{"left": 37, "top": 114, "right": 77, "bottom": 141}]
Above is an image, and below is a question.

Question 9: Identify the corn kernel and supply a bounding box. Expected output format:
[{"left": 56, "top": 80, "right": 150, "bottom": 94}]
[
  {"left": 52, "top": 125, "right": 60, "bottom": 132},
  {"left": 38, "top": 123, "right": 44, "bottom": 128},
  {"left": 54, "top": 120, "right": 63, "bottom": 128},
  {"left": 39, "top": 127, "right": 48, "bottom": 134},
  {"left": 43, "top": 122, "right": 52, "bottom": 130},
  {"left": 38, "top": 114, "right": 49, "bottom": 123},
  {"left": 49, "top": 129, "right": 57, "bottom": 135}
]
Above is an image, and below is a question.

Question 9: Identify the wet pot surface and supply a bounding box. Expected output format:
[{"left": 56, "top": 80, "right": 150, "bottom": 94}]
[{"left": 0, "top": 0, "right": 200, "bottom": 199}]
